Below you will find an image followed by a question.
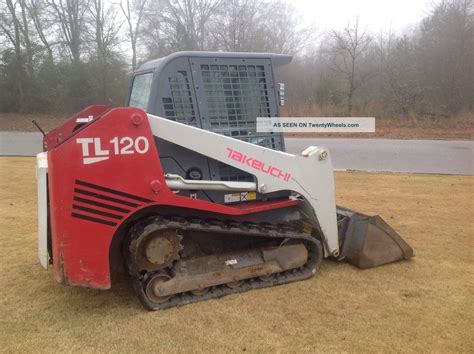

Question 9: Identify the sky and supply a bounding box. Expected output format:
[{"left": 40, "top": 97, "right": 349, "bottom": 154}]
[{"left": 290, "top": 0, "right": 432, "bottom": 34}]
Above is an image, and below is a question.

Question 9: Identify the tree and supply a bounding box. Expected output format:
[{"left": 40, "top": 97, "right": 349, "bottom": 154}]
[
  {"left": 48, "top": 0, "right": 89, "bottom": 63},
  {"left": 88, "top": 0, "right": 123, "bottom": 101},
  {"left": 375, "top": 32, "right": 422, "bottom": 116},
  {"left": 142, "top": 0, "right": 220, "bottom": 56},
  {"left": 0, "top": 0, "right": 27, "bottom": 112},
  {"left": 211, "top": 0, "right": 265, "bottom": 52},
  {"left": 257, "top": 0, "right": 313, "bottom": 54},
  {"left": 26, "top": 0, "right": 54, "bottom": 60},
  {"left": 329, "top": 18, "right": 373, "bottom": 115},
  {"left": 417, "top": 0, "right": 474, "bottom": 115},
  {"left": 120, "top": 0, "right": 147, "bottom": 70},
  {"left": 0, "top": 0, "right": 472, "bottom": 117}
]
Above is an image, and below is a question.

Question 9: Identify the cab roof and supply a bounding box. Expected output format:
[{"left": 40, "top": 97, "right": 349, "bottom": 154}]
[{"left": 136, "top": 51, "right": 293, "bottom": 73}]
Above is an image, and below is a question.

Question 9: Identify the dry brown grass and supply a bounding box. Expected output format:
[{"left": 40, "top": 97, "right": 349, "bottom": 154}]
[
  {"left": 0, "top": 157, "right": 473, "bottom": 352},
  {"left": 281, "top": 104, "right": 474, "bottom": 140},
  {"left": 0, "top": 112, "right": 67, "bottom": 133},
  {"left": 1, "top": 110, "right": 473, "bottom": 140}
]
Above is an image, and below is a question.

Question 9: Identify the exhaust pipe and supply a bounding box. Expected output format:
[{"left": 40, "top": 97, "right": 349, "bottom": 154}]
[{"left": 336, "top": 206, "right": 414, "bottom": 269}]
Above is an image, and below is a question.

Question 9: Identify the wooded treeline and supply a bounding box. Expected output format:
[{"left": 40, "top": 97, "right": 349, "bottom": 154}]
[{"left": 0, "top": 0, "right": 472, "bottom": 117}]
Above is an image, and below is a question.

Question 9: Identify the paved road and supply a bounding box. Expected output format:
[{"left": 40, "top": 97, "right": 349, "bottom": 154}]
[
  {"left": 285, "top": 138, "right": 473, "bottom": 175},
  {"left": 1, "top": 132, "right": 472, "bottom": 175},
  {"left": 0, "top": 132, "right": 43, "bottom": 157}
]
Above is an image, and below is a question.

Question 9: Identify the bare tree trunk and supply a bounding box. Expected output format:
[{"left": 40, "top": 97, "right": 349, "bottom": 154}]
[
  {"left": 120, "top": 0, "right": 147, "bottom": 70},
  {"left": 48, "top": 0, "right": 87, "bottom": 63},
  {"left": 94, "top": 0, "right": 106, "bottom": 101},
  {"left": 329, "top": 18, "right": 372, "bottom": 116},
  {"left": 88, "top": 0, "right": 122, "bottom": 102},
  {"left": 4, "top": 0, "right": 25, "bottom": 111},
  {"left": 348, "top": 53, "right": 356, "bottom": 115},
  {"left": 27, "top": 0, "right": 53, "bottom": 60},
  {"left": 18, "top": 0, "right": 34, "bottom": 78}
]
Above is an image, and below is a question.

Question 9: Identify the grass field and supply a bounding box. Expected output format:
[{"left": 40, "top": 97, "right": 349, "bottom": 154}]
[{"left": 0, "top": 157, "right": 473, "bottom": 352}]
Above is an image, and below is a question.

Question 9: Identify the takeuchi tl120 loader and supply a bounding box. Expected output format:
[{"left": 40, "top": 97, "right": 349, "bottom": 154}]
[{"left": 36, "top": 52, "right": 414, "bottom": 310}]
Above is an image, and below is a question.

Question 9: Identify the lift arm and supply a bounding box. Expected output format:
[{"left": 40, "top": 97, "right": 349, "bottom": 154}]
[{"left": 148, "top": 114, "right": 340, "bottom": 257}]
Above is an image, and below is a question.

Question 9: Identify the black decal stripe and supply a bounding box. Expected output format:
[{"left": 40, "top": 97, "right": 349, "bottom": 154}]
[
  {"left": 71, "top": 213, "right": 117, "bottom": 226},
  {"left": 75, "top": 180, "right": 153, "bottom": 203},
  {"left": 74, "top": 188, "right": 139, "bottom": 207},
  {"left": 73, "top": 196, "right": 131, "bottom": 213},
  {"left": 72, "top": 204, "right": 123, "bottom": 220}
]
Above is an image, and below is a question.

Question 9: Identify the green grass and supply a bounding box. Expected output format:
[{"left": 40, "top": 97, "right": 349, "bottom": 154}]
[{"left": 0, "top": 157, "right": 473, "bottom": 352}]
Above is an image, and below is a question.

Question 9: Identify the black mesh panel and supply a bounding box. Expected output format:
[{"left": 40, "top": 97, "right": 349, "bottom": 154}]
[
  {"left": 162, "top": 71, "right": 197, "bottom": 126},
  {"left": 201, "top": 64, "right": 270, "bottom": 135}
]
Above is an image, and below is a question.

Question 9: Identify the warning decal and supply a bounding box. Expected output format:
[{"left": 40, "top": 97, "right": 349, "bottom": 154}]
[{"left": 224, "top": 192, "right": 257, "bottom": 203}]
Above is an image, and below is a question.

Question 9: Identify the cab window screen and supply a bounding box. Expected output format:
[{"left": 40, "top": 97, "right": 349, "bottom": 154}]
[
  {"left": 200, "top": 64, "right": 270, "bottom": 134},
  {"left": 129, "top": 72, "right": 153, "bottom": 109}
]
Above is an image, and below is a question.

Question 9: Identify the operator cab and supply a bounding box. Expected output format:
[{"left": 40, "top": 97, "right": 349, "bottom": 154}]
[{"left": 127, "top": 51, "right": 291, "bottom": 204}]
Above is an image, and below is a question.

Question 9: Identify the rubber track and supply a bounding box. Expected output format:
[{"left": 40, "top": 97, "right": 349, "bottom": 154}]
[{"left": 126, "top": 215, "right": 323, "bottom": 310}]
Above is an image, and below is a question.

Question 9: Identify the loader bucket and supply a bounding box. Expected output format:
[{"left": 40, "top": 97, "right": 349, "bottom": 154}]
[{"left": 337, "top": 207, "right": 414, "bottom": 269}]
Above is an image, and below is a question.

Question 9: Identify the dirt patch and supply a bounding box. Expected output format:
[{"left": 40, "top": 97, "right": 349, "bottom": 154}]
[
  {"left": 0, "top": 157, "right": 473, "bottom": 352},
  {"left": 284, "top": 115, "right": 474, "bottom": 140},
  {"left": 0, "top": 112, "right": 68, "bottom": 133},
  {"left": 1, "top": 112, "right": 473, "bottom": 140},
  {"left": 280, "top": 104, "right": 474, "bottom": 140}
]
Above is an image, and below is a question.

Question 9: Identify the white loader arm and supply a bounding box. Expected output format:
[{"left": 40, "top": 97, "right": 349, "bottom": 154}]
[{"left": 148, "top": 114, "right": 339, "bottom": 257}]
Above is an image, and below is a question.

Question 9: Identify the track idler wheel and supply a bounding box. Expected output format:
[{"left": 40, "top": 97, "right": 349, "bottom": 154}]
[
  {"left": 145, "top": 273, "right": 172, "bottom": 304},
  {"left": 191, "top": 287, "right": 210, "bottom": 296},
  {"left": 258, "top": 274, "right": 275, "bottom": 282},
  {"left": 226, "top": 280, "right": 244, "bottom": 289}
]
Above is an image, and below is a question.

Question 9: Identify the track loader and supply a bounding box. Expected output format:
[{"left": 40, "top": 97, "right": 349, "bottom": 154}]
[{"left": 36, "top": 51, "right": 413, "bottom": 310}]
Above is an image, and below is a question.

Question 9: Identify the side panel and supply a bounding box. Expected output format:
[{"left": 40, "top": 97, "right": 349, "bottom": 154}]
[
  {"left": 47, "top": 108, "right": 164, "bottom": 288},
  {"left": 47, "top": 107, "right": 299, "bottom": 289}
]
